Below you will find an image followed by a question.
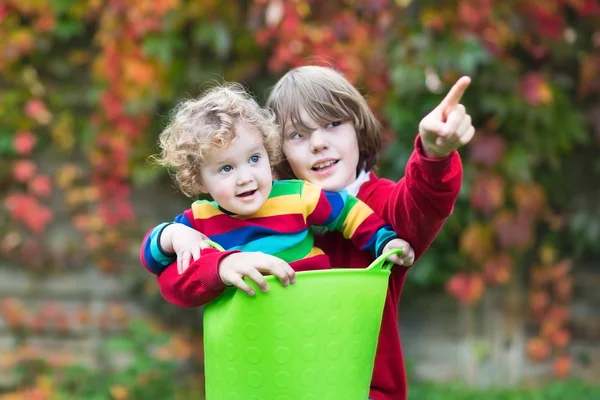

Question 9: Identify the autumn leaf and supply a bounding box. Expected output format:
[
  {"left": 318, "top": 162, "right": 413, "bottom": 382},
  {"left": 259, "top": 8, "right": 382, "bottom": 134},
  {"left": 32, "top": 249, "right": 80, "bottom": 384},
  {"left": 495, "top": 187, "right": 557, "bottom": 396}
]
[
  {"left": 512, "top": 182, "right": 547, "bottom": 217},
  {"left": 492, "top": 210, "right": 534, "bottom": 251},
  {"left": 24, "top": 99, "right": 53, "bottom": 125},
  {"left": 469, "top": 172, "right": 506, "bottom": 214},
  {"left": 12, "top": 160, "right": 37, "bottom": 182},
  {"left": 459, "top": 223, "right": 494, "bottom": 263},
  {"left": 483, "top": 253, "right": 514, "bottom": 285},
  {"left": 520, "top": 73, "right": 553, "bottom": 105},
  {"left": 468, "top": 133, "right": 507, "bottom": 167},
  {"left": 13, "top": 131, "right": 37, "bottom": 155},
  {"left": 553, "top": 354, "right": 572, "bottom": 378},
  {"left": 446, "top": 273, "right": 485, "bottom": 305},
  {"left": 528, "top": 290, "right": 550, "bottom": 315},
  {"left": 526, "top": 337, "right": 551, "bottom": 362},
  {"left": 110, "top": 384, "right": 129, "bottom": 400},
  {"left": 28, "top": 174, "right": 53, "bottom": 198},
  {"left": 550, "top": 329, "right": 571, "bottom": 348}
]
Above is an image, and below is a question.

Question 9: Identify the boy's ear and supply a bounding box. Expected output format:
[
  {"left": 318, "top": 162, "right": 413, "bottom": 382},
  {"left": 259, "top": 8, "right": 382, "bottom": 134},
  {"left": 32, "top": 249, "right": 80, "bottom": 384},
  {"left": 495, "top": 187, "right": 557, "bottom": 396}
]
[{"left": 198, "top": 182, "right": 208, "bottom": 194}]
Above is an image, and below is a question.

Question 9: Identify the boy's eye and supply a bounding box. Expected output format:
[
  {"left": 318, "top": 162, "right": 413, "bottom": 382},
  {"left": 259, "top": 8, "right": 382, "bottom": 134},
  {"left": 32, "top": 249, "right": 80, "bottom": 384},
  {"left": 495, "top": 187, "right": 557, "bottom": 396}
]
[
  {"left": 219, "top": 165, "right": 233, "bottom": 173},
  {"left": 249, "top": 154, "right": 260, "bottom": 164},
  {"left": 290, "top": 131, "right": 302, "bottom": 139},
  {"left": 326, "top": 121, "right": 342, "bottom": 129}
]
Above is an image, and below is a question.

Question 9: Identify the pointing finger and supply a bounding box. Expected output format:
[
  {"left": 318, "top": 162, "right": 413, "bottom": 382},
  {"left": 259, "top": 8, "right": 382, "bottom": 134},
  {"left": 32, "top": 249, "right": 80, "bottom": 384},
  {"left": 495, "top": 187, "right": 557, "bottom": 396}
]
[{"left": 438, "top": 76, "right": 471, "bottom": 120}]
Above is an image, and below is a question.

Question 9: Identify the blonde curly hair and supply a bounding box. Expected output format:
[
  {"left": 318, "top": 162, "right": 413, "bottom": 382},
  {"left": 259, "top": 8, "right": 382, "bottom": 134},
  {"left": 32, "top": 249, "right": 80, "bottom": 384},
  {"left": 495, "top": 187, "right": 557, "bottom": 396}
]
[{"left": 153, "top": 83, "right": 282, "bottom": 198}]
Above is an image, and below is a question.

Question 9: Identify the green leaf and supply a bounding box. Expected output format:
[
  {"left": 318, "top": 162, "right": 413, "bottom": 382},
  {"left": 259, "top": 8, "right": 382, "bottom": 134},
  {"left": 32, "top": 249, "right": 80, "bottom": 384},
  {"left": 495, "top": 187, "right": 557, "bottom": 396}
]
[
  {"left": 143, "top": 34, "right": 186, "bottom": 65},
  {"left": 54, "top": 19, "right": 84, "bottom": 40}
]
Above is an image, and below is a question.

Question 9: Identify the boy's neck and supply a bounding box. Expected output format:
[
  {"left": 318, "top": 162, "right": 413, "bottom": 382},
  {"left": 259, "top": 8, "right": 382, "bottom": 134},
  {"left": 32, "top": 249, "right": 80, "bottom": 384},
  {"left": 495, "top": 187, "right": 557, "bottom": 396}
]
[{"left": 344, "top": 169, "right": 370, "bottom": 197}]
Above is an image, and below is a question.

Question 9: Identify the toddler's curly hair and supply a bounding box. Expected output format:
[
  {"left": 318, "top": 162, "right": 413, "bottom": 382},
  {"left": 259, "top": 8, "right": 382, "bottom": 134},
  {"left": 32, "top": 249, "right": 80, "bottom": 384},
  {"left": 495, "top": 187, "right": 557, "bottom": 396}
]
[{"left": 152, "top": 83, "right": 282, "bottom": 198}]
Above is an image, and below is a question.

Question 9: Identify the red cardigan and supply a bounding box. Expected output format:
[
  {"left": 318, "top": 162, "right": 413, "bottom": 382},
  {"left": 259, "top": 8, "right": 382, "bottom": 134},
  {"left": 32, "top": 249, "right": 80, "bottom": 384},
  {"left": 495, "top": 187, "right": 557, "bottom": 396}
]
[{"left": 148, "top": 137, "right": 463, "bottom": 400}]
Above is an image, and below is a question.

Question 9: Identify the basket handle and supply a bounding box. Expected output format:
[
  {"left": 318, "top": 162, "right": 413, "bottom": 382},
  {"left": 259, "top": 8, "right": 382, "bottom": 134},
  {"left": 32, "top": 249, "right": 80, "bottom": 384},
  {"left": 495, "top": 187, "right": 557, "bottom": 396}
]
[
  {"left": 204, "top": 239, "right": 225, "bottom": 251},
  {"left": 367, "top": 248, "right": 404, "bottom": 272},
  {"left": 204, "top": 239, "right": 401, "bottom": 271}
]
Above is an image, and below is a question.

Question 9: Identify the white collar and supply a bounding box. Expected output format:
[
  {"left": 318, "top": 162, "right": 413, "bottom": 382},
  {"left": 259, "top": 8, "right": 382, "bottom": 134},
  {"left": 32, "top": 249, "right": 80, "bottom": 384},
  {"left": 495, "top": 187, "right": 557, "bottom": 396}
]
[{"left": 344, "top": 169, "right": 370, "bottom": 197}]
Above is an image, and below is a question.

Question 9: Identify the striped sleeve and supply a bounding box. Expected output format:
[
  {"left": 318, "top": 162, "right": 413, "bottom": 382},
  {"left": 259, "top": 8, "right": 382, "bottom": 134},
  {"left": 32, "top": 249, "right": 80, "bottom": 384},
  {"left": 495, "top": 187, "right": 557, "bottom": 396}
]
[
  {"left": 301, "top": 181, "right": 398, "bottom": 257},
  {"left": 140, "top": 211, "right": 195, "bottom": 275}
]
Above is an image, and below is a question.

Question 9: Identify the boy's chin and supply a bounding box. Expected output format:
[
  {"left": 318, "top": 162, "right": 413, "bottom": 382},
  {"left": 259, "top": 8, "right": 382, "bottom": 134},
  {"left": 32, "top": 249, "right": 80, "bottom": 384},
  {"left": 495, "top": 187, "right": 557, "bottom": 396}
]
[{"left": 310, "top": 174, "right": 350, "bottom": 192}]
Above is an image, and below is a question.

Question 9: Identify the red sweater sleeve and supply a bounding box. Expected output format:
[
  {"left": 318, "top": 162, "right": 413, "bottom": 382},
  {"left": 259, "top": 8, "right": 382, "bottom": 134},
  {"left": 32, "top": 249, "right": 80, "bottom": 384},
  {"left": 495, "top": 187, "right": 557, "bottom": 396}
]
[
  {"left": 360, "top": 135, "right": 462, "bottom": 261},
  {"left": 156, "top": 248, "right": 239, "bottom": 308}
]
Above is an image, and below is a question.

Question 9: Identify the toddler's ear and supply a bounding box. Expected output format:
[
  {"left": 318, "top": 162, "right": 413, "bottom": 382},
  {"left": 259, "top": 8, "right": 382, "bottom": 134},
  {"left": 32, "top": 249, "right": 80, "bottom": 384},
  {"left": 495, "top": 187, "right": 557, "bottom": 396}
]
[{"left": 198, "top": 182, "right": 208, "bottom": 194}]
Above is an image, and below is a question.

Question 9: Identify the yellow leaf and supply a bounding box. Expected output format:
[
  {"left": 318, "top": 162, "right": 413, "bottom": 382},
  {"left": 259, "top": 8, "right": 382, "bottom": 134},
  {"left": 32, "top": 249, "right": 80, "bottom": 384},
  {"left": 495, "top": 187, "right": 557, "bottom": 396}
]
[
  {"left": 51, "top": 112, "right": 75, "bottom": 152},
  {"left": 110, "top": 385, "right": 129, "bottom": 400},
  {"left": 459, "top": 223, "right": 494, "bottom": 263}
]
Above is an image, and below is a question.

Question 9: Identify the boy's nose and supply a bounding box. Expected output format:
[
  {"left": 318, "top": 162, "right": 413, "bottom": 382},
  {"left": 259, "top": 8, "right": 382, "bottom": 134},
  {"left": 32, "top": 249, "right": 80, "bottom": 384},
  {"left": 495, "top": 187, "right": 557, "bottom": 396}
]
[{"left": 310, "top": 129, "right": 328, "bottom": 153}]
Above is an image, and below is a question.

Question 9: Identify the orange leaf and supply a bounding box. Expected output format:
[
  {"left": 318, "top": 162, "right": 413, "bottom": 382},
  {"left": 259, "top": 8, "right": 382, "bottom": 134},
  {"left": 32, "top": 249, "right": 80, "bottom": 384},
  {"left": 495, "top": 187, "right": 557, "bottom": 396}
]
[
  {"left": 529, "top": 290, "right": 550, "bottom": 315},
  {"left": 459, "top": 223, "right": 494, "bottom": 263},
  {"left": 469, "top": 172, "right": 506, "bottom": 214},
  {"left": 483, "top": 253, "right": 514, "bottom": 285},
  {"left": 553, "top": 354, "right": 573, "bottom": 378},
  {"left": 526, "top": 337, "right": 551, "bottom": 362},
  {"left": 110, "top": 385, "right": 129, "bottom": 400},
  {"left": 512, "top": 182, "right": 547, "bottom": 217},
  {"left": 550, "top": 329, "right": 571, "bottom": 348}
]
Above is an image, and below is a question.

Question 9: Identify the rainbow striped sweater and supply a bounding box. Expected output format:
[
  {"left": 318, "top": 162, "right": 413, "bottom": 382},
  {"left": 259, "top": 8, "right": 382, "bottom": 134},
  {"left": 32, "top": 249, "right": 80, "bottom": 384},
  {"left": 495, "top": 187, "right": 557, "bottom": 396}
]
[{"left": 142, "top": 179, "right": 398, "bottom": 274}]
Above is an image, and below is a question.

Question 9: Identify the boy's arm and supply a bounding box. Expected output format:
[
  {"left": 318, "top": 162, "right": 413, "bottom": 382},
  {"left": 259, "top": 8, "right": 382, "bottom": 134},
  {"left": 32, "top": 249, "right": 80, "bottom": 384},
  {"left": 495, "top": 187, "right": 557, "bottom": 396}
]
[
  {"left": 361, "top": 136, "right": 462, "bottom": 261},
  {"left": 153, "top": 249, "right": 238, "bottom": 308},
  {"left": 140, "top": 210, "right": 196, "bottom": 275},
  {"left": 301, "top": 182, "right": 397, "bottom": 258}
]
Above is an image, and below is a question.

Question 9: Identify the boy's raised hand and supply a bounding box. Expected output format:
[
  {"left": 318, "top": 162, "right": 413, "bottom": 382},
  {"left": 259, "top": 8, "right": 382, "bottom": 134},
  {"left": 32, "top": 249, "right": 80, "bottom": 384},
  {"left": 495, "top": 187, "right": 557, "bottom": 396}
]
[
  {"left": 218, "top": 252, "right": 296, "bottom": 296},
  {"left": 419, "top": 76, "right": 475, "bottom": 159},
  {"left": 382, "top": 238, "right": 415, "bottom": 266}
]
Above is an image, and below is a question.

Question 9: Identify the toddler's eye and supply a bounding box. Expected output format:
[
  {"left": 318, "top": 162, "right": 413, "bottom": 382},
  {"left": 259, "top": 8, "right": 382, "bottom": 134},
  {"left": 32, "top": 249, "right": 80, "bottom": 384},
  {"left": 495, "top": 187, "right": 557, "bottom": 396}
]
[
  {"left": 219, "top": 165, "right": 233, "bottom": 173},
  {"left": 290, "top": 131, "right": 302, "bottom": 139},
  {"left": 249, "top": 154, "right": 261, "bottom": 164},
  {"left": 326, "top": 121, "right": 342, "bottom": 129}
]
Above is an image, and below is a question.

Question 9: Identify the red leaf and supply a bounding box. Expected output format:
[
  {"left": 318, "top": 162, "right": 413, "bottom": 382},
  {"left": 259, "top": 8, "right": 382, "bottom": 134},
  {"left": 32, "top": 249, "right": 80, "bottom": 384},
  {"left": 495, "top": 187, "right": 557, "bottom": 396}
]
[
  {"left": 12, "top": 160, "right": 37, "bottom": 182},
  {"left": 446, "top": 273, "right": 485, "bottom": 305},
  {"left": 553, "top": 354, "right": 572, "bottom": 378},
  {"left": 24, "top": 99, "right": 52, "bottom": 124},
  {"left": 520, "top": 73, "right": 553, "bottom": 105},
  {"left": 13, "top": 131, "right": 37, "bottom": 155},
  {"left": 483, "top": 253, "right": 514, "bottom": 285},
  {"left": 526, "top": 337, "right": 551, "bottom": 362},
  {"left": 468, "top": 134, "right": 507, "bottom": 167},
  {"left": 28, "top": 174, "right": 52, "bottom": 198},
  {"left": 469, "top": 172, "right": 506, "bottom": 214},
  {"left": 493, "top": 211, "right": 534, "bottom": 251}
]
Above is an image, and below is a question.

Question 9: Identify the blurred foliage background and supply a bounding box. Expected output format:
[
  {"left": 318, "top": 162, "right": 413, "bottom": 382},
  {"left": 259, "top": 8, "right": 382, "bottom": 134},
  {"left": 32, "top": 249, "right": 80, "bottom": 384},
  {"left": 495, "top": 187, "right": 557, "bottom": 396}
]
[{"left": 1, "top": 0, "right": 600, "bottom": 398}]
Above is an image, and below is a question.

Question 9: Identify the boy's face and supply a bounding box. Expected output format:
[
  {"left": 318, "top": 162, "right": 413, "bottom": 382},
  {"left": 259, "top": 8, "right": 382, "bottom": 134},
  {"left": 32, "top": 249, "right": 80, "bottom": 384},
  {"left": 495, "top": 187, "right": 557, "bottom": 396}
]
[
  {"left": 199, "top": 123, "right": 273, "bottom": 215},
  {"left": 282, "top": 107, "right": 360, "bottom": 192}
]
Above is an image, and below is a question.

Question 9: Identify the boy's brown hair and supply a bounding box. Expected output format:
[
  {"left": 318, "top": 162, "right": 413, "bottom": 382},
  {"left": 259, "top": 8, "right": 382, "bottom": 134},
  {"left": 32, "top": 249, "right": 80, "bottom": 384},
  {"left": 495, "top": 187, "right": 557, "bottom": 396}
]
[{"left": 266, "top": 65, "right": 381, "bottom": 179}]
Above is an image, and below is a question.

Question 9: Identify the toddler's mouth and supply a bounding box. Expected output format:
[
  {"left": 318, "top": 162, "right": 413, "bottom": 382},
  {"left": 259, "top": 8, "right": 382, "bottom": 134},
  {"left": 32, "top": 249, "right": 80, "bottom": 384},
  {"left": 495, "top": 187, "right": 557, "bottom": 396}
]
[{"left": 237, "top": 189, "right": 257, "bottom": 198}]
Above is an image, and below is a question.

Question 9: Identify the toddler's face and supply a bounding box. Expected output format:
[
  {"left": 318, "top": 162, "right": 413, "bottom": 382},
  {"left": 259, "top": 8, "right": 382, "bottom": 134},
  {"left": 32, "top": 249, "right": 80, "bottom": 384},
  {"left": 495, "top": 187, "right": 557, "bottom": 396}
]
[{"left": 199, "top": 124, "right": 273, "bottom": 215}]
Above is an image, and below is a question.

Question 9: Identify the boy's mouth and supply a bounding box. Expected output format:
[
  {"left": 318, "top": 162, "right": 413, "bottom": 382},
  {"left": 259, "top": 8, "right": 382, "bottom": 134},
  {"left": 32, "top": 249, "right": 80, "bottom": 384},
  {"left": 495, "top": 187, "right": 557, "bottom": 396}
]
[
  {"left": 312, "top": 159, "right": 339, "bottom": 171},
  {"left": 236, "top": 189, "right": 257, "bottom": 198}
]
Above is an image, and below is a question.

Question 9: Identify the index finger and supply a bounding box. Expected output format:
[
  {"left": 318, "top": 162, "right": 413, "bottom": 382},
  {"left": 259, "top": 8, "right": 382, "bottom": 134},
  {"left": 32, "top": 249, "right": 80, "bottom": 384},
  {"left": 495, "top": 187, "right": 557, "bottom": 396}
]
[{"left": 439, "top": 76, "right": 471, "bottom": 119}]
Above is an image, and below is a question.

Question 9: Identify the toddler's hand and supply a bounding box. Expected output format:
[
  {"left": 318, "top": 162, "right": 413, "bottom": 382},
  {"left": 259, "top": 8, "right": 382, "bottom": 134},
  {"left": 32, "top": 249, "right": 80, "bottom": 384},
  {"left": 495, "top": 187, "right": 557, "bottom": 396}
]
[
  {"left": 218, "top": 252, "right": 296, "bottom": 296},
  {"left": 382, "top": 238, "right": 415, "bottom": 266},
  {"left": 161, "top": 223, "right": 211, "bottom": 274}
]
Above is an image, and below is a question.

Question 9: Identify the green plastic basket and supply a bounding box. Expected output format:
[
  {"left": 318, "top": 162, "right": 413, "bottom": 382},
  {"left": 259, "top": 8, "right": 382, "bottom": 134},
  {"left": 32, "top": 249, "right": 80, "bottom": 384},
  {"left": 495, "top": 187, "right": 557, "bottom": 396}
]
[{"left": 202, "top": 245, "right": 401, "bottom": 400}]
